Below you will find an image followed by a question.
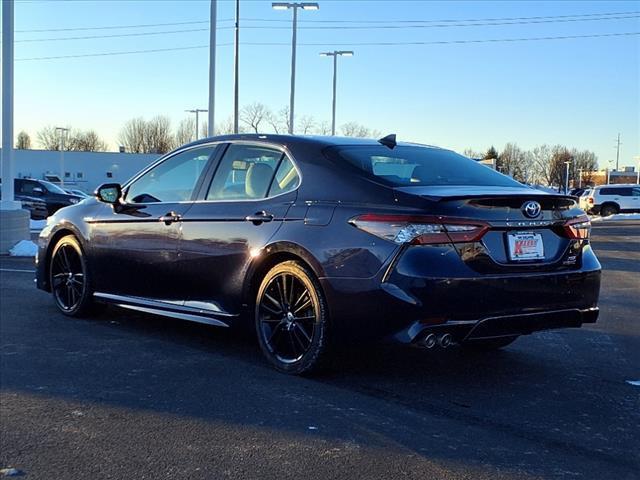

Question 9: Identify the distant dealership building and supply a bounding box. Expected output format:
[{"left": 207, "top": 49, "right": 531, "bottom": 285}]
[{"left": 0, "top": 149, "right": 160, "bottom": 193}]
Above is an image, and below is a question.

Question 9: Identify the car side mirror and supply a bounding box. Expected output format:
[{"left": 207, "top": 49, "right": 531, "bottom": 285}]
[
  {"left": 95, "top": 183, "right": 122, "bottom": 204},
  {"left": 32, "top": 187, "right": 44, "bottom": 195}
]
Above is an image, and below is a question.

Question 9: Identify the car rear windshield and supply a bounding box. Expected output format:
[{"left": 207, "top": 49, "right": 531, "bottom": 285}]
[{"left": 325, "top": 145, "right": 522, "bottom": 187}]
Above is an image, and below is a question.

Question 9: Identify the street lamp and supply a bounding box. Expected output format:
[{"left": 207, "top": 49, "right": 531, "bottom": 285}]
[
  {"left": 185, "top": 108, "right": 208, "bottom": 140},
  {"left": 272, "top": 2, "right": 319, "bottom": 134},
  {"left": 564, "top": 160, "right": 571, "bottom": 194},
  {"left": 320, "top": 50, "right": 353, "bottom": 136}
]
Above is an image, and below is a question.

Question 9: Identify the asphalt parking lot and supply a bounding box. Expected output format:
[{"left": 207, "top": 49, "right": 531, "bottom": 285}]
[{"left": 1, "top": 222, "right": 638, "bottom": 479}]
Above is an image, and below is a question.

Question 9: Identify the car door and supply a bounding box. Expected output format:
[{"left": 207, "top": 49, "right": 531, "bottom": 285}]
[
  {"left": 176, "top": 142, "right": 300, "bottom": 315},
  {"left": 88, "top": 145, "right": 218, "bottom": 300}
]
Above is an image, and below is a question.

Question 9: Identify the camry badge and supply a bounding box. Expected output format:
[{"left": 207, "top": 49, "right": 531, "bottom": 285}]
[{"left": 522, "top": 201, "right": 542, "bottom": 218}]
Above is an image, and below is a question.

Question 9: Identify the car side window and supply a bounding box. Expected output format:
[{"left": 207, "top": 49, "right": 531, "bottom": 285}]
[
  {"left": 268, "top": 156, "right": 300, "bottom": 197},
  {"left": 125, "top": 146, "right": 215, "bottom": 203},
  {"left": 206, "top": 145, "right": 284, "bottom": 200},
  {"left": 632, "top": 187, "right": 640, "bottom": 197}
]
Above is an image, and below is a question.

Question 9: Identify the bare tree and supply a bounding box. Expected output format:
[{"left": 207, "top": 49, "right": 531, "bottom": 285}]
[
  {"left": 175, "top": 117, "right": 196, "bottom": 146},
  {"left": 200, "top": 120, "right": 209, "bottom": 139},
  {"left": 316, "top": 121, "right": 331, "bottom": 135},
  {"left": 119, "top": 117, "right": 147, "bottom": 153},
  {"left": 16, "top": 131, "right": 31, "bottom": 149},
  {"left": 571, "top": 149, "right": 598, "bottom": 186},
  {"left": 497, "top": 143, "right": 530, "bottom": 182},
  {"left": 144, "top": 116, "right": 173, "bottom": 153},
  {"left": 279, "top": 106, "right": 291, "bottom": 134},
  {"left": 37, "top": 125, "right": 63, "bottom": 150},
  {"left": 341, "top": 121, "right": 371, "bottom": 137},
  {"left": 463, "top": 148, "right": 483, "bottom": 159},
  {"left": 67, "top": 130, "right": 108, "bottom": 152},
  {"left": 298, "top": 115, "right": 316, "bottom": 135},
  {"left": 240, "top": 102, "right": 269, "bottom": 133}
]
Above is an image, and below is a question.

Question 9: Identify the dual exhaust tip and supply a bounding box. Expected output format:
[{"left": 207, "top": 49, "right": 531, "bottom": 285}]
[{"left": 420, "top": 333, "right": 453, "bottom": 349}]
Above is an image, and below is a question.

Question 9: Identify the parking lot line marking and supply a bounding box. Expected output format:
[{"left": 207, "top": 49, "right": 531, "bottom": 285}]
[{"left": 0, "top": 268, "right": 35, "bottom": 273}]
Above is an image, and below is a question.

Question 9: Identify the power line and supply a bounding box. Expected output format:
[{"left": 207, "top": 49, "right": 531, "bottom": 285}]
[
  {"left": 248, "top": 13, "right": 640, "bottom": 29},
  {"left": 16, "top": 14, "right": 639, "bottom": 44},
  {"left": 15, "top": 32, "right": 639, "bottom": 62},
  {"left": 15, "top": 10, "right": 638, "bottom": 33},
  {"left": 15, "top": 19, "right": 233, "bottom": 33},
  {"left": 250, "top": 10, "right": 640, "bottom": 23},
  {"left": 16, "top": 27, "right": 215, "bottom": 43}
]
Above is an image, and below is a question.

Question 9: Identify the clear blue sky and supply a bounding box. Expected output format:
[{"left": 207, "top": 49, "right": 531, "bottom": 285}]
[{"left": 8, "top": 0, "right": 640, "bottom": 168}]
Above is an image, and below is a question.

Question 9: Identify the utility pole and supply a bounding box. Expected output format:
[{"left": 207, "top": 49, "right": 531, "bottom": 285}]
[
  {"left": 55, "top": 127, "right": 70, "bottom": 187},
  {"left": 208, "top": 0, "right": 216, "bottom": 137},
  {"left": 564, "top": 161, "right": 571, "bottom": 194},
  {"left": 615, "top": 133, "right": 621, "bottom": 171},
  {"left": 578, "top": 168, "right": 583, "bottom": 189},
  {"left": 185, "top": 109, "right": 208, "bottom": 140},
  {"left": 1, "top": 0, "right": 19, "bottom": 210},
  {"left": 233, "top": 0, "right": 240, "bottom": 134}
]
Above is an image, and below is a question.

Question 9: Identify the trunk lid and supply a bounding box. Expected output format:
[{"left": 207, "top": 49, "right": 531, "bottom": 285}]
[{"left": 393, "top": 185, "right": 584, "bottom": 273}]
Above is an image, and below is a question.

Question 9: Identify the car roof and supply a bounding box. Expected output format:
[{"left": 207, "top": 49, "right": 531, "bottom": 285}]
[
  {"left": 595, "top": 184, "right": 634, "bottom": 189},
  {"left": 180, "top": 134, "right": 443, "bottom": 151}
]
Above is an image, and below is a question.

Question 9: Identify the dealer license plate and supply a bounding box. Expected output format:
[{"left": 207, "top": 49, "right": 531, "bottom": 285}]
[{"left": 507, "top": 232, "right": 544, "bottom": 261}]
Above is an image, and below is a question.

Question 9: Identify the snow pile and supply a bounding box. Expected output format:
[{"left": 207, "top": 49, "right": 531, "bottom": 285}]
[
  {"left": 30, "top": 219, "right": 47, "bottom": 232},
  {"left": 591, "top": 213, "right": 640, "bottom": 222},
  {"left": 9, "top": 240, "right": 38, "bottom": 257}
]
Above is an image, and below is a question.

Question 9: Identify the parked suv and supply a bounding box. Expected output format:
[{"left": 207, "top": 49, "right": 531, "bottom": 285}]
[
  {"left": 582, "top": 184, "right": 640, "bottom": 216},
  {"left": 14, "top": 178, "right": 82, "bottom": 215},
  {"left": 0, "top": 183, "right": 49, "bottom": 220}
]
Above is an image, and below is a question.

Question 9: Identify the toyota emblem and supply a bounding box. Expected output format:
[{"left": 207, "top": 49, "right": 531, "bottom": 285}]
[{"left": 522, "top": 201, "right": 542, "bottom": 218}]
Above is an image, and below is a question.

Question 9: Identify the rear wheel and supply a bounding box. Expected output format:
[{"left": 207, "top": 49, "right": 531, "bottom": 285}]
[
  {"left": 600, "top": 203, "right": 619, "bottom": 217},
  {"left": 462, "top": 336, "right": 518, "bottom": 351},
  {"left": 255, "top": 261, "right": 331, "bottom": 375},
  {"left": 49, "top": 235, "right": 96, "bottom": 317}
]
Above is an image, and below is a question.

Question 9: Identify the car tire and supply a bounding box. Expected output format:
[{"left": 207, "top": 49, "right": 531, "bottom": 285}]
[
  {"left": 49, "top": 235, "right": 97, "bottom": 317},
  {"left": 255, "top": 260, "right": 332, "bottom": 375},
  {"left": 600, "top": 203, "right": 618, "bottom": 217},
  {"left": 462, "top": 335, "right": 518, "bottom": 351}
]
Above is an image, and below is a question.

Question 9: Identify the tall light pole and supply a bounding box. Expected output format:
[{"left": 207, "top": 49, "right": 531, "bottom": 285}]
[
  {"left": 614, "top": 133, "right": 621, "bottom": 171},
  {"left": 319, "top": 50, "right": 353, "bottom": 136},
  {"left": 55, "top": 127, "right": 70, "bottom": 187},
  {"left": 1, "top": 0, "right": 19, "bottom": 209},
  {"left": 564, "top": 161, "right": 571, "bottom": 194},
  {"left": 208, "top": 0, "right": 217, "bottom": 137},
  {"left": 185, "top": 109, "right": 208, "bottom": 140},
  {"left": 272, "top": 2, "right": 319, "bottom": 134},
  {"left": 233, "top": 0, "right": 240, "bottom": 134}
]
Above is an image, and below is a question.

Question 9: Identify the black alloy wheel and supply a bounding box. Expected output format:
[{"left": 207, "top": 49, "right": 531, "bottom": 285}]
[
  {"left": 50, "top": 235, "right": 94, "bottom": 316},
  {"left": 255, "top": 261, "right": 331, "bottom": 375}
]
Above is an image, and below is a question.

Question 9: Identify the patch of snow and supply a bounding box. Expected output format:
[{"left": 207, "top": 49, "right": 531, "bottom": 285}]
[
  {"left": 29, "top": 219, "right": 47, "bottom": 232},
  {"left": 9, "top": 240, "right": 38, "bottom": 257},
  {"left": 0, "top": 467, "right": 24, "bottom": 477},
  {"left": 626, "top": 380, "right": 640, "bottom": 387},
  {"left": 590, "top": 213, "right": 640, "bottom": 222}
]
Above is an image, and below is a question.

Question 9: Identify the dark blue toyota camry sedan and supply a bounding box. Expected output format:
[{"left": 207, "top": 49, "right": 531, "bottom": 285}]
[{"left": 36, "top": 134, "right": 601, "bottom": 374}]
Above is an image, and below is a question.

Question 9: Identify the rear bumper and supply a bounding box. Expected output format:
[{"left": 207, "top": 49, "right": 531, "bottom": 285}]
[{"left": 320, "top": 244, "right": 601, "bottom": 343}]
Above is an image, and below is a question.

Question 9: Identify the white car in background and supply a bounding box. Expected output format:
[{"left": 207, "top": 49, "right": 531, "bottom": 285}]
[{"left": 582, "top": 184, "right": 640, "bottom": 216}]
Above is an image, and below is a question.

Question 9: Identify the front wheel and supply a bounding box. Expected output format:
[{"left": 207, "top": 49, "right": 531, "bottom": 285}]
[
  {"left": 255, "top": 261, "right": 332, "bottom": 375},
  {"left": 49, "top": 235, "right": 96, "bottom": 317}
]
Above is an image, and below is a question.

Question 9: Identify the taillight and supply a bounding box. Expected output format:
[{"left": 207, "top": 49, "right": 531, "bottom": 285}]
[
  {"left": 588, "top": 198, "right": 594, "bottom": 204},
  {"left": 349, "top": 214, "right": 489, "bottom": 245},
  {"left": 563, "top": 215, "right": 591, "bottom": 240}
]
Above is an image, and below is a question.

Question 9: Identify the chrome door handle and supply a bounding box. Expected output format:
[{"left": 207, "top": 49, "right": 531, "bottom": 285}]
[
  {"left": 159, "top": 212, "right": 181, "bottom": 225},
  {"left": 245, "top": 211, "right": 274, "bottom": 225}
]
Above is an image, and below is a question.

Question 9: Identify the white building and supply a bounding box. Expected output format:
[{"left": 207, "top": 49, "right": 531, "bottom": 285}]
[{"left": 0, "top": 149, "right": 160, "bottom": 193}]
